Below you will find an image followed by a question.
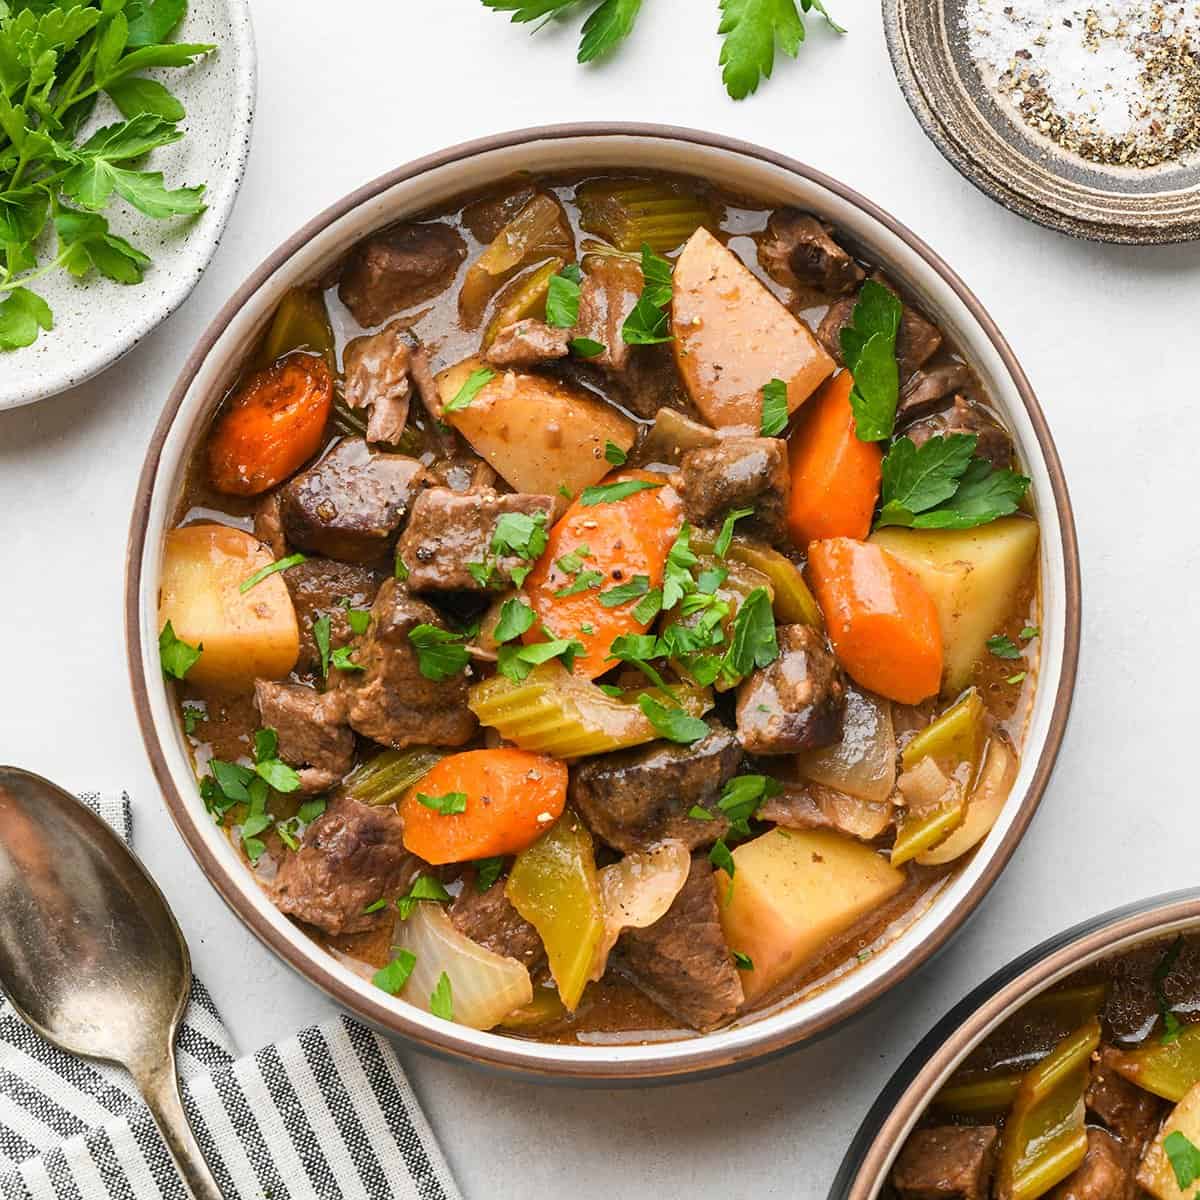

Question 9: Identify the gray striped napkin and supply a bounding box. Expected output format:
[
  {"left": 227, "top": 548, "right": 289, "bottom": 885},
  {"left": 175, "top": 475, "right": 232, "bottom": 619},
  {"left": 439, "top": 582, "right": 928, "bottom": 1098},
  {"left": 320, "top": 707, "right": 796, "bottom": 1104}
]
[{"left": 0, "top": 793, "right": 461, "bottom": 1200}]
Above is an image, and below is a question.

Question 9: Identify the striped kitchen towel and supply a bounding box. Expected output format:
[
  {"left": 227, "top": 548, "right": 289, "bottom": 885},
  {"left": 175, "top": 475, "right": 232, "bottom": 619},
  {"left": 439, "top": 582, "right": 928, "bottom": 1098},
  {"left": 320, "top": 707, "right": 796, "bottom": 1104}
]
[{"left": 0, "top": 793, "right": 461, "bottom": 1200}]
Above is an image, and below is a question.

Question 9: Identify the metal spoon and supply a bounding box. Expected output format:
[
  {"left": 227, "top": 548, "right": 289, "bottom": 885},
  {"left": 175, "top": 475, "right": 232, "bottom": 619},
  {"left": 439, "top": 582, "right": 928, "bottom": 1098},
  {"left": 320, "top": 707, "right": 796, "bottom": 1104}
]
[{"left": 0, "top": 766, "right": 222, "bottom": 1199}]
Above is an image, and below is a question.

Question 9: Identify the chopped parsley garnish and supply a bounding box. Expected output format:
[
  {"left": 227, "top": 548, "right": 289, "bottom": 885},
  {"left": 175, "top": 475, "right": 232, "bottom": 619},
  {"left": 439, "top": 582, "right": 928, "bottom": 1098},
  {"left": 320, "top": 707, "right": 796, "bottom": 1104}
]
[
  {"left": 417, "top": 791, "right": 468, "bottom": 816},
  {"left": 444, "top": 366, "right": 495, "bottom": 413},
  {"left": 408, "top": 624, "right": 470, "bottom": 681},
  {"left": 688, "top": 805, "right": 714, "bottom": 821},
  {"left": 397, "top": 874, "right": 453, "bottom": 919},
  {"left": 599, "top": 574, "right": 651, "bottom": 607},
  {"left": 714, "top": 506, "right": 754, "bottom": 558},
  {"left": 555, "top": 569, "right": 605, "bottom": 598},
  {"left": 580, "top": 622, "right": 595, "bottom": 635},
  {"left": 722, "top": 587, "right": 778, "bottom": 681},
  {"left": 239, "top": 777, "right": 272, "bottom": 863},
  {"left": 497, "top": 635, "right": 585, "bottom": 682},
  {"left": 557, "top": 545, "right": 592, "bottom": 575},
  {"left": 394, "top": 553, "right": 410, "bottom": 581},
  {"left": 760, "top": 378, "right": 789, "bottom": 437},
  {"left": 840, "top": 279, "right": 903, "bottom": 442},
  {"left": 732, "top": 950, "right": 754, "bottom": 971},
  {"left": 159, "top": 621, "right": 202, "bottom": 680},
  {"left": 633, "top": 588, "right": 663, "bottom": 625},
  {"left": 475, "top": 857, "right": 505, "bottom": 892},
  {"left": 638, "top": 693, "right": 709, "bottom": 744},
  {"left": 1006, "top": 672, "right": 1026, "bottom": 685},
  {"left": 182, "top": 703, "right": 207, "bottom": 735},
  {"left": 608, "top": 634, "right": 676, "bottom": 694},
  {"left": 604, "top": 440, "right": 628, "bottom": 466},
  {"left": 313, "top": 614, "right": 332, "bottom": 678},
  {"left": 570, "top": 336, "right": 605, "bottom": 358},
  {"left": 297, "top": 797, "right": 327, "bottom": 824},
  {"left": 558, "top": 484, "right": 575, "bottom": 500},
  {"left": 1020, "top": 625, "right": 1040, "bottom": 640},
  {"left": 663, "top": 523, "right": 699, "bottom": 610},
  {"left": 373, "top": 950, "right": 417, "bottom": 996},
  {"left": 1165, "top": 1131, "right": 1200, "bottom": 1190},
  {"left": 719, "top": 774, "right": 782, "bottom": 837},
  {"left": 598, "top": 683, "right": 625, "bottom": 697},
  {"left": 876, "top": 433, "right": 1030, "bottom": 530},
  {"left": 430, "top": 971, "right": 454, "bottom": 1020},
  {"left": 709, "top": 837, "right": 735, "bottom": 878},
  {"left": 493, "top": 598, "right": 537, "bottom": 644},
  {"left": 579, "top": 478, "right": 664, "bottom": 506},
  {"left": 1155, "top": 937, "right": 1185, "bottom": 1044},
  {"left": 363, "top": 898, "right": 389, "bottom": 914},
  {"left": 546, "top": 265, "right": 583, "bottom": 328},
  {"left": 330, "top": 645, "right": 365, "bottom": 672},
  {"left": 467, "top": 561, "right": 496, "bottom": 588},
  {"left": 239, "top": 552, "right": 306, "bottom": 594},
  {"left": 986, "top": 634, "right": 1021, "bottom": 660},
  {"left": 252, "top": 728, "right": 302, "bottom": 794},
  {"left": 491, "top": 510, "right": 549, "bottom": 561},
  {"left": 621, "top": 244, "right": 673, "bottom": 345},
  {"left": 342, "top": 600, "right": 372, "bottom": 636},
  {"left": 696, "top": 567, "right": 728, "bottom": 594}
]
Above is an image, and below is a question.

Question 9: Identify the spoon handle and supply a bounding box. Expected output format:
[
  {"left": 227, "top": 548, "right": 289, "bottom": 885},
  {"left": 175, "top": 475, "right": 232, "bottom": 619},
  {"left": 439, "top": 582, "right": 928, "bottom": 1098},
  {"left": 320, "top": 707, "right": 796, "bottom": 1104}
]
[{"left": 134, "top": 1057, "right": 224, "bottom": 1200}]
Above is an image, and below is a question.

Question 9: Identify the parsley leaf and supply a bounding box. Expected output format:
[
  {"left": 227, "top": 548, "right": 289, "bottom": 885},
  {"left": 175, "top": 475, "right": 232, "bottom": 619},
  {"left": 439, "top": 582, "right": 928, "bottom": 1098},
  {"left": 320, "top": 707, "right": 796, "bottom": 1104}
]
[
  {"left": 444, "top": 366, "right": 495, "bottom": 413},
  {"left": 182, "top": 703, "right": 206, "bottom": 735},
  {"left": 840, "top": 280, "right": 903, "bottom": 442},
  {"left": 732, "top": 950, "right": 754, "bottom": 970},
  {"left": 760, "top": 378, "right": 789, "bottom": 436},
  {"left": 986, "top": 634, "right": 1021, "bottom": 660},
  {"left": 709, "top": 837, "right": 736, "bottom": 878},
  {"left": 722, "top": 587, "right": 779, "bottom": 680},
  {"left": 621, "top": 244, "right": 674, "bottom": 345},
  {"left": 599, "top": 574, "right": 651, "bottom": 608},
  {"left": 1165, "top": 1131, "right": 1200, "bottom": 1190},
  {"left": 718, "top": 0, "right": 842, "bottom": 100},
  {"left": 546, "top": 267, "right": 582, "bottom": 328},
  {"left": 159, "top": 620, "right": 201, "bottom": 679},
  {"left": 373, "top": 950, "right": 417, "bottom": 996},
  {"left": 430, "top": 971, "right": 454, "bottom": 1020},
  {"left": 493, "top": 597, "right": 537, "bottom": 643},
  {"left": 638, "top": 693, "right": 710, "bottom": 744},
  {"left": 1020, "top": 625, "right": 1040, "bottom": 640},
  {"left": 719, "top": 774, "right": 781, "bottom": 837},
  {"left": 663, "top": 524, "right": 699, "bottom": 610},
  {"left": 363, "top": 897, "right": 389, "bottom": 914},
  {"left": 330, "top": 645, "right": 365, "bottom": 672},
  {"left": 578, "top": 0, "right": 644, "bottom": 61},
  {"left": 418, "top": 791, "right": 468, "bottom": 816},
  {"left": 491, "top": 510, "right": 548, "bottom": 561},
  {"left": 253, "top": 728, "right": 301, "bottom": 794},
  {"left": 555, "top": 569, "right": 605, "bottom": 598},
  {"left": 313, "top": 614, "right": 332, "bottom": 678},
  {"left": 571, "top": 336, "right": 605, "bottom": 357},
  {"left": 396, "top": 874, "right": 453, "bottom": 919},
  {"left": 688, "top": 805, "right": 715, "bottom": 821},
  {"left": 633, "top": 588, "right": 663, "bottom": 625},
  {"left": 0, "top": 288, "right": 53, "bottom": 349},
  {"left": 714, "top": 506, "right": 754, "bottom": 558},
  {"left": 604, "top": 440, "right": 628, "bottom": 466},
  {"left": 497, "top": 636, "right": 585, "bottom": 682},
  {"left": 475, "top": 857, "right": 506, "bottom": 892},
  {"left": 579, "top": 478, "right": 663, "bottom": 506},
  {"left": 556, "top": 545, "right": 592, "bottom": 574},
  {"left": 343, "top": 604, "right": 372, "bottom": 636},
  {"left": 408, "top": 624, "right": 470, "bottom": 682}
]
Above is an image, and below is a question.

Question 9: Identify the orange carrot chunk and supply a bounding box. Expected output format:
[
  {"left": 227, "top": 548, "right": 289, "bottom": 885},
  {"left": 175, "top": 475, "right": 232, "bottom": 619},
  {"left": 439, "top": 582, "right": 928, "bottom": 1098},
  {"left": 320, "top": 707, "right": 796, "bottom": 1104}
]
[
  {"left": 806, "top": 537, "right": 943, "bottom": 704},
  {"left": 787, "top": 370, "right": 883, "bottom": 546},
  {"left": 207, "top": 352, "right": 333, "bottom": 496},
  {"left": 399, "top": 749, "right": 568, "bottom": 865}
]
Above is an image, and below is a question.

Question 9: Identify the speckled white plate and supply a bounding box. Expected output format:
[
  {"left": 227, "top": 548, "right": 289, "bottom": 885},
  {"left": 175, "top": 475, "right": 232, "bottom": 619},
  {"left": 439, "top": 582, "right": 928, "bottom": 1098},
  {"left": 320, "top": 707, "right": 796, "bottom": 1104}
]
[{"left": 0, "top": 0, "right": 255, "bottom": 410}]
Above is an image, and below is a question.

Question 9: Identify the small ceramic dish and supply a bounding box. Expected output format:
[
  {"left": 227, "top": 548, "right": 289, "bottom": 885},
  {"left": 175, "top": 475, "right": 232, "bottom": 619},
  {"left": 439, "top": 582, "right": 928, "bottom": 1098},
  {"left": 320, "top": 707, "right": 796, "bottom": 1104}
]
[
  {"left": 829, "top": 889, "right": 1200, "bottom": 1198},
  {"left": 0, "top": 0, "right": 255, "bottom": 410},
  {"left": 126, "top": 124, "right": 1081, "bottom": 1082},
  {"left": 884, "top": 0, "right": 1200, "bottom": 244}
]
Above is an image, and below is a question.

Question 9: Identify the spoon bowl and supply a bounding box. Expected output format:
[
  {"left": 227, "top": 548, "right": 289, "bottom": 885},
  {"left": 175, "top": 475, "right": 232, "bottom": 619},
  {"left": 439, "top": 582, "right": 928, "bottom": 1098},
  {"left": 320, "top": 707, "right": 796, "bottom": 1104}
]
[{"left": 0, "top": 766, "right": 220, "bottom": 1198}]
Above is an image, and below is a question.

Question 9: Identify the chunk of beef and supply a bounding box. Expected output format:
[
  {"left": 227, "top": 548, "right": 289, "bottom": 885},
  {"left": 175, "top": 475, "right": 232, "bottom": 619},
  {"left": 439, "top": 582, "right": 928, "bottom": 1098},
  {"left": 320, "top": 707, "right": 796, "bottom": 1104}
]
[
  {"left": 343, "top": 321, "right": 412, "bottom": 446},
  {"left": 569, "top": 725, "right": 743, "bottom": 852},
  {"left": 450, "top": 872, "right": 545, "bottom": 966},
  {"left": 817, "top": 283, "right": 943, "bottom": 381},
  {"left": 280, "top": 438, "right": 425, "bottom": 563},
  {"left": 758, "top": 782, "right": 891, "bottom": 840},
  {"left": 253, "top": 492, "right": 288, "bottom": 560},
  {"left": 671, "top": 437, "right": 790, "bottom": 546},
  {"left": 897, "top": 362, "right": 972, "bottom": 425},
  {"left": 758, "top": 209, "right": 864, "bottom": 296},
  {"left": 269, "top": 795, "right": 414, "bottom": 936},
  {"left": 396, "top": 488, "right": 555, "bottom": 593},
  {"left": 484, "top": 319, "right": 570, "bottom": 368},
  {"left": 617, "top": 856, "right": 743, "bottom": 1031},
  {"left": 1048, "top": 1130, "right": 1135, "bottom": 1200},
  {"left": 338, "top": 222, "right": 467, "bottom": 328},
  {"left": 904, "top": 396, "right": 1014, "bottom": 469},
  {"left": 253, "top": 681, "right": 355, "bottom": 794},
  {"left": 282, "top": 557, "right": 384, "bottom": 674},
  {"left": 891, "top": 1126, "right": 999, "bottom": 1200},
  {"left": 736, "top": 625, "right": 846, "bottom": 754},
  {"left": 462, "top": 181, "right": 538, "bottom": 243},
  {"left": 339, "top": 579, "right": 476, "bottom": 749},
  {"left": 572, "top": 257, "right": 642, "bottom": 372},
  {"left": 756, "top": 785, "right": 834, "bottom": 831},
  {"left": 1086, "top": 1047, "right": 1165, "bottom": 1153}
]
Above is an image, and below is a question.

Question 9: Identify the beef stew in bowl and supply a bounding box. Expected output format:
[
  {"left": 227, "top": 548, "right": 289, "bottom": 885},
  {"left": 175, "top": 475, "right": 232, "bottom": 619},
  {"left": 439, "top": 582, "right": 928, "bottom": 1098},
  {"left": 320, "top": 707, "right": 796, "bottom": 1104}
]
[{"left": 157, "top": 168, "right": 1043, "bottom": 1044}]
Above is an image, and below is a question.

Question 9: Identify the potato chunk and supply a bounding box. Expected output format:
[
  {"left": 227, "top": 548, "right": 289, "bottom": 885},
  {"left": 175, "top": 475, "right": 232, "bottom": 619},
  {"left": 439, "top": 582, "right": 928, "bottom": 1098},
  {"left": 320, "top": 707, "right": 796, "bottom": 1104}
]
[
  {"left": 716, "top": 827, "right": 904, "bottom": 1003},
  {"left": 671, "top": 227, "right": 834, "bottom": 428},
  {"left": 870, "top": 516, "right": 1039, "bottom": 694},
  {"left": 437, "top": 358, "right": 636, "bottom": 497},
  {"left": 1138, "top": 1079, "right": 1200, "bottom": 1199},
  {"left": 159, "top": 524, "right": 299, "bottom": 690}
]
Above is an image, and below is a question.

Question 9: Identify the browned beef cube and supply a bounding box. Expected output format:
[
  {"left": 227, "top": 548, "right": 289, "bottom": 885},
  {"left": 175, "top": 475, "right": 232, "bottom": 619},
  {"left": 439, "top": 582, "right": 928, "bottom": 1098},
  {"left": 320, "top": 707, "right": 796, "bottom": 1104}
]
[
  {"left": 736, "top": 625, "right": 846, "bottom": 755},
  {"left": 343, "top": 321, "right": 412, "bottom": 446},
  {"left": 450, "top": 872, "right": 545, "bottom": 966},
  {"left": 817, "top": 283, "right": 943, "bottom": 381},
  {"left": 671, "top": 437, "right": 790, "bottom": 546},
  {"left": 280, "top": 438, "right": 425, "bottom": 563},
  {"left": 758, "top": 209, "right": 864, "bottom": 296},
  {"left": 254, "top": 680, "right": 355, "bottom": 794},
  {"left": 269, "top": 795, "right": 414, "bottom": 936},
  {"left": 904, "top": 396, "right": 1014, "bottom": 469},
  {"left": 484, "top": 319, "right": 570, "bottom": 368},
  {"left": 897, "top": 362, "right": 972, "bottom": 425},
  {"left": 569, "top": 725, "right": 743, "bottom": 852},
  {"left": 253, "top": 492, "right": 288, "bottom": 560},
  {"left": 282, "top": 557, "right": 384, "bottom": 674},
  {"left": 617, "top": 856, "right": 744, "bottom": 1031},
  {"left": 396, "top": 488, "right": 555, "bottom": 593},
  {"left": 892, "top": 1126, "right": 999, "bottom": 1200},
  {"left": 338, "top": 222, "right": 466, "bottom": 327},
  {"left": 1048, "top": 1129, "right": 1136, "bottom": 1200},
  {"left": 1086, "top": 1047, "right": 1165, "bottom": 1154},
  {"left": 572, "top": 257, "right": 642, "bottom": 372},
  {"left": 339, "top": 579, "right": 476, "bottom": 749}
]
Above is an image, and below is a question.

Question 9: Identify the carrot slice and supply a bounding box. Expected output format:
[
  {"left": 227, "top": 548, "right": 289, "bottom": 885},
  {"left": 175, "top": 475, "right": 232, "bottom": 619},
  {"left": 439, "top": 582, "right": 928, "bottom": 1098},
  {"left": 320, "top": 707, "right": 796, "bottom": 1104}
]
[
  {"left": 522, "top": 471, "right": 682, "bottom": 679},
  {"left": 806, "top": 537, "right": 942, "bottom": 704},
  {"left": 787, "top": 370, "right": 882, "bottom": 545},
  {"left": 207, "top": 352, "right": 333, "bottom": 496},
  {"left": 399, "top": 749, "right": 568, "bottom": 865}
]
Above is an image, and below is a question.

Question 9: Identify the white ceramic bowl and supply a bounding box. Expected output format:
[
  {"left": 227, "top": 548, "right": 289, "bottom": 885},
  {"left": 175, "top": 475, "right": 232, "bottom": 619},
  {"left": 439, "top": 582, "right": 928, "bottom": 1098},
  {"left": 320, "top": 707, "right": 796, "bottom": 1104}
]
[
  {"left": 126, "top": 125, "right": 1081, "bottom": 1082},
  {"left": 0, "top": 0, "right": 255, "bottom": 409}
]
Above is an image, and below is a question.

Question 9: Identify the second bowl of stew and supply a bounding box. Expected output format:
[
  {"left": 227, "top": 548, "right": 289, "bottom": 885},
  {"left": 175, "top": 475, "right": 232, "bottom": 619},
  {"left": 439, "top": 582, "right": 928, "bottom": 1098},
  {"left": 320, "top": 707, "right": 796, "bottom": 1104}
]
[{"left": 127, "top": 125, "right": 1080, "bottom": 1080}]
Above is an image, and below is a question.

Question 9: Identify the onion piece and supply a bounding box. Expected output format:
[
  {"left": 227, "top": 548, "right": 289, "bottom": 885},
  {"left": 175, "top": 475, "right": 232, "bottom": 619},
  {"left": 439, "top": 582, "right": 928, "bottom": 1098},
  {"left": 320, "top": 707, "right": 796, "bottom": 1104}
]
[
  {"left": 917, "top": 737, "right": 1018, "bottom": 866},
  {"left": 588, "top": 840, "right": 690, "bottom": 982},
  {"left": 391, "top": 903, "right": 532, "bottom": 1030},
  {"left": 797, "top": 688, "right": 895, "bottom": 804}
]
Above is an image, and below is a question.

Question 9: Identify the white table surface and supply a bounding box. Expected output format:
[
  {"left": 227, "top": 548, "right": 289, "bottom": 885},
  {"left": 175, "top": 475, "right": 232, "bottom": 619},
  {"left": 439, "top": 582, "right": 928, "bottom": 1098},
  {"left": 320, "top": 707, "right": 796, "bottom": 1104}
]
[{"left": 2, "top": 1, "right": 1197, "bottom": 1195}]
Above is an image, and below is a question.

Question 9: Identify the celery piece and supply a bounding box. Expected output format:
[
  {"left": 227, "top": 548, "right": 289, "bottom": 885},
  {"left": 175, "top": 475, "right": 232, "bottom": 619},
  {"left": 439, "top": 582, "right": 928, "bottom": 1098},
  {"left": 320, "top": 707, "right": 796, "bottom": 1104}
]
[
  {"left": 482, "top": 258, "right": 563, "bottom": 349},
  {"left": 256, "top": 287, "right": 336, "bottom": 373},
  {"left": 342, "top": 747, "right": 444, "bottom": 807},
  {"left": 577, "top": 179, "right": 717, "bottom": 254}
]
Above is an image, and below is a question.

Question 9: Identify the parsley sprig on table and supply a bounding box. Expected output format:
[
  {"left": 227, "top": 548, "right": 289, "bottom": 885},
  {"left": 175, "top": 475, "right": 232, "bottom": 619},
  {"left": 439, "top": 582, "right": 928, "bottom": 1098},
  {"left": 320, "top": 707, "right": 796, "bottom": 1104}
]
[
  {"left": 479, "top": 0, "right": 842, "bottom": 100},
  {"left": 0, "top": 0, "right": 214, "bottom": 349}
]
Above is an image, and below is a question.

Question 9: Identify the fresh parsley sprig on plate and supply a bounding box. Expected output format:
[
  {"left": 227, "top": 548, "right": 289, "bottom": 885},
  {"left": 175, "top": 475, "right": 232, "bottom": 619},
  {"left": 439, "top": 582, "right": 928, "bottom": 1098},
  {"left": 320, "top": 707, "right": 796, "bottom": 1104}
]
[{"left": 0, "top": 0, "right": 215, "bottom": 349}]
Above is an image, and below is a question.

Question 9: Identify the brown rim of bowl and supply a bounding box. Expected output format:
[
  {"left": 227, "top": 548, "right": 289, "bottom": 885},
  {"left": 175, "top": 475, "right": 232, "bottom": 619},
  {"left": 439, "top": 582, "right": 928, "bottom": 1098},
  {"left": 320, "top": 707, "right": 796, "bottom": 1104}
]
[
  {"left": 124, "top": 122, "right": 1082, "bottom": 1082},
  {"left": 830, "top": 889, "right": 1200, "bottom": 1199}
]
